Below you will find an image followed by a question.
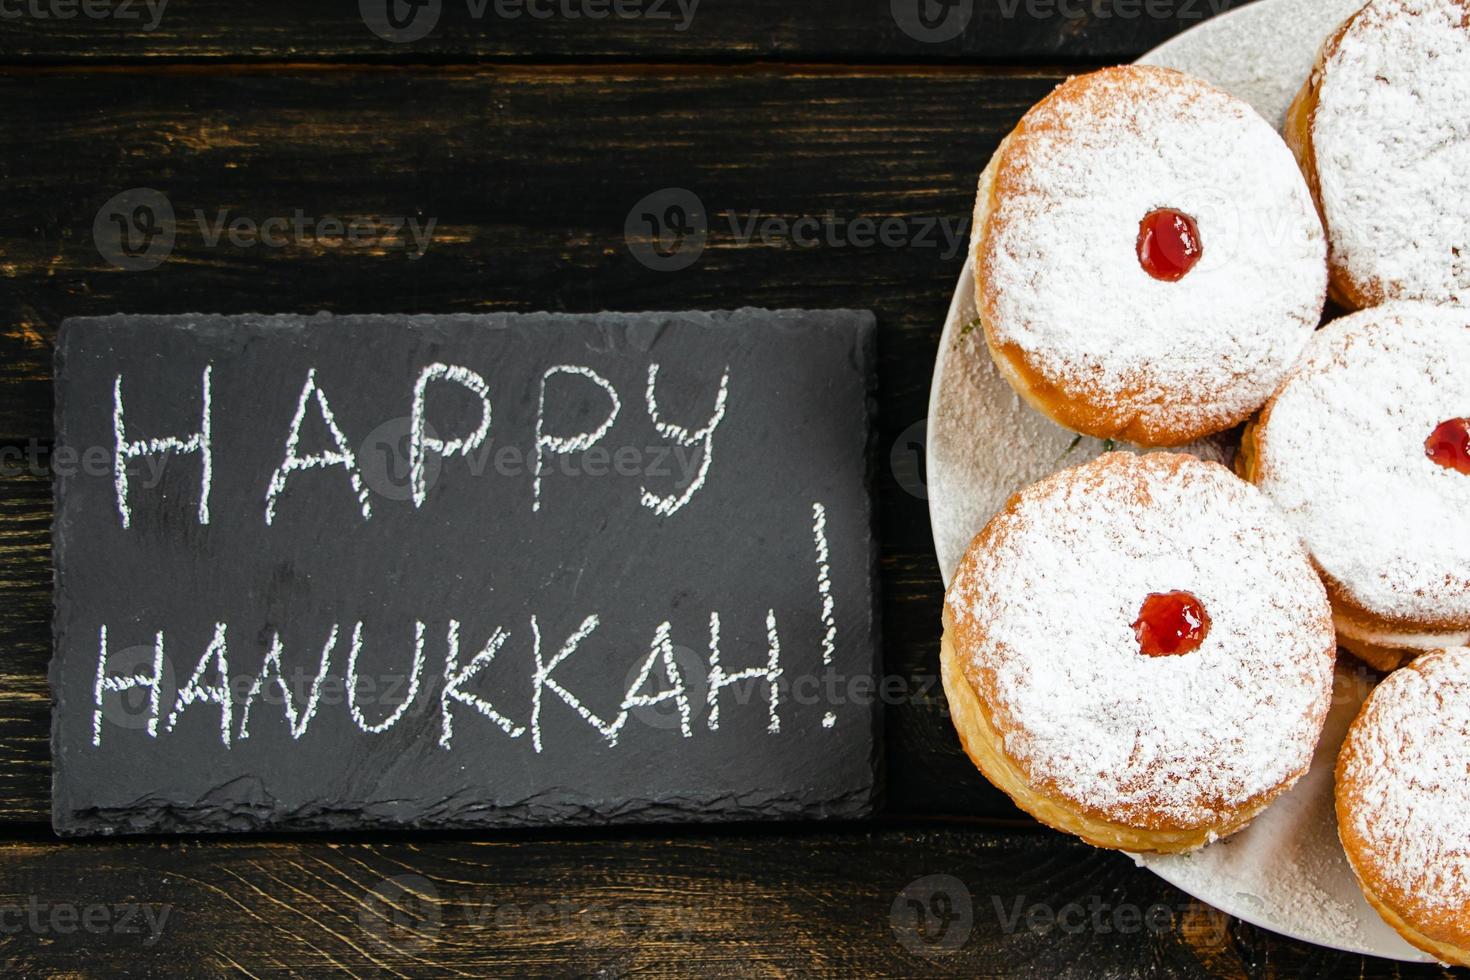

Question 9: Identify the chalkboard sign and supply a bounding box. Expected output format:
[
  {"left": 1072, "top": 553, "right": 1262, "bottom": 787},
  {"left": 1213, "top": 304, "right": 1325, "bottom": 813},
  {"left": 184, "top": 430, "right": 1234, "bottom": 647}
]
[{"left": 51, "top": 310, "right": 879, "bottom": 835}]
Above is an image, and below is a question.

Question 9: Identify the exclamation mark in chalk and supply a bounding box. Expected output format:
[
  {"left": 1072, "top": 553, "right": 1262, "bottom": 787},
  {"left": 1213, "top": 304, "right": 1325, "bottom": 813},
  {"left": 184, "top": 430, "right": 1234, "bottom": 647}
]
[{"left": 813, "top": 501, "right": 837, "bottom": 730}]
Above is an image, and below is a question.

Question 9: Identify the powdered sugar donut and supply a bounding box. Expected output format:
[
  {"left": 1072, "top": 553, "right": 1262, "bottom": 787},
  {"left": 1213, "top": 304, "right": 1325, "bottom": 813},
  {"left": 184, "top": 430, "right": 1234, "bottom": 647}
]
[
  {"left": 1337, "top": 647, "right": 1470, "bottom": 966},
  {"left": 942, "top": 453, "right": 1337, "bottom": 853},
  {"left": 973, "top": 65, "right": 1327, "bottom": 448},
  {"left": 1285, "top": 0, "right": 1470, "bottom": 310},
  {"left": 1242, "top": 303, "right": 1470, "bottom": 672}
]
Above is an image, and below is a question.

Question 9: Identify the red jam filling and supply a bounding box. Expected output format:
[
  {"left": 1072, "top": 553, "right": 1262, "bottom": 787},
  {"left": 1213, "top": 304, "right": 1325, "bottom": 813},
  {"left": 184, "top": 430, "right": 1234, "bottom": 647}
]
[
  {"left": 1133, "top": 591, "right": 1211, "bottom": 657},
  {"left": 1137, "top": 209, "right": 1203, "bottom": 282},
  {"left": 1426, "top": 418, "right": 1470, "bottom": 475}
]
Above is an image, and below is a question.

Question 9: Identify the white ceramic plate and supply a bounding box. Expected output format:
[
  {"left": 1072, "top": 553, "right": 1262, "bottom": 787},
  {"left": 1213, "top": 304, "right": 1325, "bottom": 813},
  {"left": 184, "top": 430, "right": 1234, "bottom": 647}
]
[{"left": 925, "top": 0, "right": 1432, "bottom": 962}]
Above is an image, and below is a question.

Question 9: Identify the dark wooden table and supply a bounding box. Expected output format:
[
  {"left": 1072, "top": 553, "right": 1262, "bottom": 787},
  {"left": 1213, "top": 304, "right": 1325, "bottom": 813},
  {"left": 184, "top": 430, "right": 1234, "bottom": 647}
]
[{"left": 0, "top": 1, "right": 1452, "bottom": 976}]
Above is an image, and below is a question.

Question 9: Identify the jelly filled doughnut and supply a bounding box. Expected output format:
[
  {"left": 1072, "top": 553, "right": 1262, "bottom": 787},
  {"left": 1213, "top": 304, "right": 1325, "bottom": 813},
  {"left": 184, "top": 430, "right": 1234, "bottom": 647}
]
[
  {"left": 942, "top": 453, "right": 1337, "bottom": 853},
  {"left": 1242, "top": 303, "right": 1470, "bottom": 672},
  {"left": 1285, "top": 0, "right": 1470, "bottom": 310},
  {"left": 972, "top": 65, "right": 1327, "bottom": 448},
  {"left": 1337, "top": 647, "right": 1470, "bottom": 966}
]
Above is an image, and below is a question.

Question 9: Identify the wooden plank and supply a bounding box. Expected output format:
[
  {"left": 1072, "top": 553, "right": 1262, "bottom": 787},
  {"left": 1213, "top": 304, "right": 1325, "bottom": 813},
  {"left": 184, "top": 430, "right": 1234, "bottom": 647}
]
[
  {"left": 0, "top": 67, "right": 1033, "bottom": 827},
  {"left": 0, "top": 827, "right": 1425, "bottom": 977},
  {"left": 0, "top": 0, "right": 1248, "bottom": 64},
  {"left": 0, "top": 65, "right": 1049, "bottom": 443}
]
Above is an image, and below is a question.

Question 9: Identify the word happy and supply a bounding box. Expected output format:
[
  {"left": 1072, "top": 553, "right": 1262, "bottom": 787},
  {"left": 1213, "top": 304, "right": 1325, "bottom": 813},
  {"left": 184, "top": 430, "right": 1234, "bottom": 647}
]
[{"left": 110, "top": 359, "right": 730, "bottom": 528}]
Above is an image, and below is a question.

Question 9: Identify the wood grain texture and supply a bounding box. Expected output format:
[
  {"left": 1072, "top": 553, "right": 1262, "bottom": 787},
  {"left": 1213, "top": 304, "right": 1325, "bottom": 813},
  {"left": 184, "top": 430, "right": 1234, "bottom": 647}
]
[
  {"left": 0, "top": 26, "right": 1435, "bottom": 976},
  {"left": 0, "top": 827, "right": 1440, "bottom": 978},
  {"left": 0, "top": 65, "right": 1049, "bottom": 443},
  {"left": 0, "top": 0, "right": 1248, "bottom": 64},
  {"left": 0, "top": 66, "right": 1042, "bottom": 824}
]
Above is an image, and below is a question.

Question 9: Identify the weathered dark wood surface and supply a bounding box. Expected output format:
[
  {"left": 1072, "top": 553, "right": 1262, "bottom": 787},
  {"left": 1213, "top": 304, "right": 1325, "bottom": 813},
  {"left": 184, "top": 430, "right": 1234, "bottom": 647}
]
[
  {"left": 0, "top": 2, "right": 1451, "bottom": 976},
  {"left": 0, "top": 65, "right": 1050, "bottom": 829},
  {"left": 0, "top": 829, "right": 1397, "bottom": 978}
]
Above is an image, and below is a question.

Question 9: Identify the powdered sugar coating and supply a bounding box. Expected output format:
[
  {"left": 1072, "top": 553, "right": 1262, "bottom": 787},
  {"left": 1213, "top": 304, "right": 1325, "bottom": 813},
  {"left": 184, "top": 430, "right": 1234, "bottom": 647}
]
[
  {"left": 978, "top": 66, "right": 1326, "bottom": 444},
  {"left": 1339, "top": 648, "right": 1470, "bottom": 939},
  {"left": 945, "top": 453, "right": 1336, "bottom": 830},
  {"left": 1254, "top": 303, "right": 1470, "bottom": 628},
  {"left": 1312, "top": 0, "right": 1470, "bottom": 306}
]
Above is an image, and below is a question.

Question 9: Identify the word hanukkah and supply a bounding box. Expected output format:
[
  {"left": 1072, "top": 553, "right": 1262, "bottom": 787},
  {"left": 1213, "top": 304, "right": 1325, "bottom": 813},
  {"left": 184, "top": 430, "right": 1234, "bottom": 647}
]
[{"left": 94, "top": 609, "right": 794, "bottom": 752}]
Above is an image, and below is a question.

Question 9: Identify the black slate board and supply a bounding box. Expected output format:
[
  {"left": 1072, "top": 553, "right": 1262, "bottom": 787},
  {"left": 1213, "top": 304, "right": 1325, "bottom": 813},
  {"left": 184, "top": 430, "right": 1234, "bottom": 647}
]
[{"left": 51, "top": 309, "right": 880, "bottom": 835}]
